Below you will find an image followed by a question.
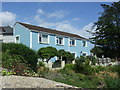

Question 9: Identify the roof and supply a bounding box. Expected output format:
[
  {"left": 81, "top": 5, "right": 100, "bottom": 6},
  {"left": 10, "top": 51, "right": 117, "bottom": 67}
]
[
  {"left": 16, "top": 22, "right": 88, "bottom": 40},
  {"left": 0, "top": 26, "right": 13, "bottom": 35}
]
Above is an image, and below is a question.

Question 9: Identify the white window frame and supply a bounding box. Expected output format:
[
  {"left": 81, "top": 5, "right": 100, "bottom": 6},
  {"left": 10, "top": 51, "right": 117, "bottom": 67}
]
[
  {"left": 55, "top": 36, "right": 64, "bottom": 45},
  {"left": 82, "top": 40, "right": 87, "bottom": 47},
  {"left": 15, "top": 35, "right": 20, "bottom": 43},
  {"left": 69, "top": 38, "right": 76, "bottom": 46},
  {"left": 38, "top": 33, "right": 49, "bottom": 44}
]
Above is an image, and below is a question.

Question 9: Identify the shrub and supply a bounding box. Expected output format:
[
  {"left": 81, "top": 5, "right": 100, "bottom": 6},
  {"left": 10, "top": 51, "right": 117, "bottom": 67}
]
[
  {"left": 63, "top": 64, "right": 75, "bottom": 71},
  {"left": 2, "top": 43, "right": 38, "bottom": 70},
  {"left": 74, "top": 56, "right": 96, "bottom": 75},
  {"left": 2, "top": 51, "right": 30, "bottom": 75},
  {"left": 104, "top": 75, "right": 120, "bottom": 88},
  {"left": 38, "top": 61, "right": 45, "bottom": 67},
  {"left": 2, "top": 69, "right": 16, "bottom": 76},
  {"left": 38, "top": 46, "right": 57, "bottom": 63},
  {"left": 57, "top": 49, "right": 74, "bottom": 63}
]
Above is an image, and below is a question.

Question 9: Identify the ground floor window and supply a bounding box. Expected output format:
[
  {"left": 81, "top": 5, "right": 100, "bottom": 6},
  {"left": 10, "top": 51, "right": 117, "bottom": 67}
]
[
  {"left": 82, "top": 52, "right": 87, "bottom": 56},
  {"left": 15, "top": 35, "right": 20, "bottom": 43}
]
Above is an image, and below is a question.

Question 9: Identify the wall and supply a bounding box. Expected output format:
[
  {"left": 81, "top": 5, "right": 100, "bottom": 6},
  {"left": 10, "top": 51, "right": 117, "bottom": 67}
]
[
  {"left": 14, "top": 23, "right": 30, "bottom": 47},
  {"left": 3, "top": 36, "right": 14, "bottom": 43}
]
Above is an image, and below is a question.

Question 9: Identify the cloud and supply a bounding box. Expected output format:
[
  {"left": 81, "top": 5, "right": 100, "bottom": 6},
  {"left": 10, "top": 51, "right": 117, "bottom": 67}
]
[
  {"left": 79, "top": 23, "right": 97, "bottom": 38},
  {"left": 34, "top": 9, "right": 96, "bottom": 39},
  {"left": 73, "top": 18, "right": 80, "bottom": 21},
  {"left": 47, "top": 10, "right": 66, "bottom": 19},
  {"left": 0, "top": 11, "right": 16, "bottom": 26},
  {"left": 37, "top": 9, "right": 44, "bottom": 14}
]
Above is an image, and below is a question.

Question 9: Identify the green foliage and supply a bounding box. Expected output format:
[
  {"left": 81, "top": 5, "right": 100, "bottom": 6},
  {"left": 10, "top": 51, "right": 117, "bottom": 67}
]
[
  {"left": 90, "top": 2, "right": 120, "bottom": 58},
  {"left": 57, "top": 49, "right": 74, "bottom": 63},
  {"left": 63, "top": 64, "right": 75, "bottom": 71},
  {"left": 104, "top": 75, "right": 120, "bottom": 88},
  {"left": 2, "top": 43, "right": 38, "bottom": 70},
  {"left": 86, "top": 55, "right": 97, "bottom": 65},
  {"left": 38, "top": 46, "right": 57, "bottom": 62},
  {"left": 38, "top": 61, "right": 45, "bottom": 67},
  {"left": 2, "top": 69, "right": 16, "bottom": 76}
]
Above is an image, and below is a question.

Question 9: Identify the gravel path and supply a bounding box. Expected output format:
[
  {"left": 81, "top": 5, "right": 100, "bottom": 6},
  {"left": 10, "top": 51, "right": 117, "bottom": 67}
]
[{"left": 0, "top": 75, "right": 78, "bottom": 89}]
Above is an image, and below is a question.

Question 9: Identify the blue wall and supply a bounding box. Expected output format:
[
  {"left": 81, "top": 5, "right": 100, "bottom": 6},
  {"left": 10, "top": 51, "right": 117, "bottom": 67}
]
[
  {"left": 14, "top": 23, "right": 30, "bottom": 47},
  {"left": 14, "top": 23, "right": 93, "bottom": 60}
]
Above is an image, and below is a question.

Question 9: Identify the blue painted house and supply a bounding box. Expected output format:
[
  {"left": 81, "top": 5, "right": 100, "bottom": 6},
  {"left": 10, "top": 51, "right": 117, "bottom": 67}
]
[{"left": 13, "top": 22, "right": 92, "bottom": 60}]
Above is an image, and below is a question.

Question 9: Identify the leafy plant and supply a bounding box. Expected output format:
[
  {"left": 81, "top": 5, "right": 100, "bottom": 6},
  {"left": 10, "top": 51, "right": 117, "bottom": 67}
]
[
  {"left": 2, "top": 43, "right": 38, "bottom": 70},
  {"left": 38, "top": 46, "right": 57, "bottom": 63}
]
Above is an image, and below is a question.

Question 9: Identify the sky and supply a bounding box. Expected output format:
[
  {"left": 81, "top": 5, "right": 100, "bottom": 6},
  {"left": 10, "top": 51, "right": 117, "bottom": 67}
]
[{"left": 1, "top": 2, "right": 113, "bottom": 39}]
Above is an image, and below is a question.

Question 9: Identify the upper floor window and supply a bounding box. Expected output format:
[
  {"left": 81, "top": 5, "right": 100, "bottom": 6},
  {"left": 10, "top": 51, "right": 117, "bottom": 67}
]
[
  {"left": 39, "top": 33, "right": 49, "bottom": 44},
  {"left": 82, "top": 41, "right": 87, "bottom": 47},
  {"left": 70, "top": 39, "right": 75, "bottom": 46},
  {"left": 56, "top": 37, "right": 64, "bottom": 45}
]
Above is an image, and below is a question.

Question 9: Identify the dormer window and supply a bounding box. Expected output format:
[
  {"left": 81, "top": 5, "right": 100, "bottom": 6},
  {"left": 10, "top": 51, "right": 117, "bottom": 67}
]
[
  {"left": 82, "top": 41, "right": 87, "bottom": 47},
  {"left": 70, "top": 39, "right": 75, "bottom": 46},
  {"left": 39, "top": 33, "right": 49, "bottom": 44},
  {"left": 56, "top": 36, "right": 64, "bottom": 45}
]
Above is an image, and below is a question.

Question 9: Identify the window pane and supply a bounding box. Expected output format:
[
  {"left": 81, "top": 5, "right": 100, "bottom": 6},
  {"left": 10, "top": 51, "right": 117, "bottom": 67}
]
[
  {"left": 70, "top": 39, "right": 75, "bottom": 46},
  {"left": 83, "top": 41, "right": 86, "bottom": 47},
  {"left": 72, "top": 53, "right": 75, "bottom": 58},
  {"left": 72, "top": 40, "right": 75, "bottom": 45},
  {"left": 56, "top": 37, "right": 63, "bottom": 45},
  {"left": 39, "top": 35, "right": 42, "bottom": 42},
  {"left": 42, "top": 35, "right": 48, "bottom": 43}
]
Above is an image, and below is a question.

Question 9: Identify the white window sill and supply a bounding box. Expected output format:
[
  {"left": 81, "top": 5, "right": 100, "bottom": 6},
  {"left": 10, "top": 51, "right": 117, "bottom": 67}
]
[
  {"left": 56, "top": 44, "right": 64, "bottom": 46},
  {"left": 39, "top": 42, "right": 49, "bottom": 45}
]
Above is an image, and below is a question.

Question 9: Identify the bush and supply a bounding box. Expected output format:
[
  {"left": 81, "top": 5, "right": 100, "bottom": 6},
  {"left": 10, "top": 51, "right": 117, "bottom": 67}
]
[
  {"left": 74, "top": 56, "right": 95, "bottom": 75},
  {"left": 38, "top": 46, "right": 57, "bottom": 63},
  {"left": 57, "top": 49, "right": 74, "bottom": 64},
  {"left": 104, "top": 75, "right": 120, "bottom": 88},
  {"left": 38, "top": 61, "right": 45, "bottom": 67},
  {"left": 2, "top": 51, "right": 30, "bottom": 75},
  {"left": 2, "top": 43, "right": 38, "bottom": 70},
  {"left": 63, "top": 64, "right": 75, "bottom": 71}
]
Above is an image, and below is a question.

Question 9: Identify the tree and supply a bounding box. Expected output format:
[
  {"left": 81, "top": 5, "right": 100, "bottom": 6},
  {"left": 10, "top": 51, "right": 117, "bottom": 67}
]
[
  {"left": 91, "top": 2, "right": 120, "bottom": 58},
  {"left": 57, "top": 49, "right": 74, "bottom": 63},
  {"left": 38, "top": 46, "right": 57, "bottom": 63}
]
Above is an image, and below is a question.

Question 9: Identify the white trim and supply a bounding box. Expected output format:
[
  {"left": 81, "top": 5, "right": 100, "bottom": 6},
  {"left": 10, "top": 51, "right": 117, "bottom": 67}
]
[
  {"left": 38, "top": 32, "right": 49, "bottom": 44},
  {"left": 15, "top": 35, "right": 20, "bottom": 43},
  {"left": 30, "top": 31, "right": 32, "bottom": 49},
  {"left": 69, "top": 38, "right": 76, "bottom": 47},
  {"left": 55, "top": 36, "right": 64, "bottom": 46},
  {"left": 82, "top": 40, "right": 87, "bottom": 47}
]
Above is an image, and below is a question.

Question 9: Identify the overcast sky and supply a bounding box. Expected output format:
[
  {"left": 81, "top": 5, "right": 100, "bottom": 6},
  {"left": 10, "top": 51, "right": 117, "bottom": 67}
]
[{"left": 1, "top": 2, "right": 113, "bottom": 38}]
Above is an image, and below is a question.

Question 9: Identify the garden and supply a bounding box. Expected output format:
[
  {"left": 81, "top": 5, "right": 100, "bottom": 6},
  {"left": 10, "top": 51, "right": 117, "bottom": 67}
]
[{"left": 1, "top": 43, "right": 120, "bottom": 88}]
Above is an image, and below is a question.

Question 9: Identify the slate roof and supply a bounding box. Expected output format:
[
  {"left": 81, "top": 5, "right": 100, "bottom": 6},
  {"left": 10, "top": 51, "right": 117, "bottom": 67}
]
[
  {"left": 17, "top": 22, "right": 88, "bottom": 40},
  {"left": 0, "top": 26, "right": 13, "bottom": 35}
]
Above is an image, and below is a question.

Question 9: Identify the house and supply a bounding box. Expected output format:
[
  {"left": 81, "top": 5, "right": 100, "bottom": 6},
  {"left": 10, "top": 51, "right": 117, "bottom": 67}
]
[
  {"left": 0, "top": 26, "right": 14, "bottom": 43},
  {"left": 13, "top": 22, "right": 92, "bottom": 61}
]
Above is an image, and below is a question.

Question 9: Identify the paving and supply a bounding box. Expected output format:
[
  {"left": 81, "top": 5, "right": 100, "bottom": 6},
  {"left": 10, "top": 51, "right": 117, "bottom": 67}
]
[{"left": 0, "top": 75, "right": 78, "bottom": 89}]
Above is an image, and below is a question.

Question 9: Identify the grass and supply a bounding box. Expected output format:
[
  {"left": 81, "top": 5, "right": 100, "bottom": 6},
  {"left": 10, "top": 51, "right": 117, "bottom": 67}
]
[{"left": 42, "top": 65, "right": 120, "bottom": 88}]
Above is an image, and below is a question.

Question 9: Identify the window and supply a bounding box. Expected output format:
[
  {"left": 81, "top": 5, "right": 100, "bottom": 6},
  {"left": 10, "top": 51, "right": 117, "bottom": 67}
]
[
  {"left": 70, "top": 39, "right": 75, "bottom": 46},
  {"left": 39, "top": 33, "right": 49, "bottom": 44},
  {"left": 15, "top": 35, "right": 20, "bottom": 43},
  {"left": 56, "top": 37, "right": 64, "bottom": 45},
  {"left": 71, "top": 53, "right": 76, "bottom": 58},
  {"left": 82, "top": 52, "right": 87, "bottom": 56},
  {"left": 82, "top": 41, "right": 87, "bottom": 47}
]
